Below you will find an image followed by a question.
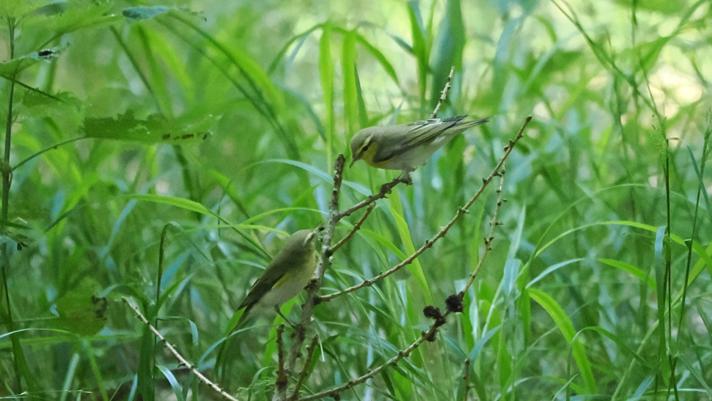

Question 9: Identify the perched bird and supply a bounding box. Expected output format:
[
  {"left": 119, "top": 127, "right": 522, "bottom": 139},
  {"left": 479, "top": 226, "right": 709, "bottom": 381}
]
[
  {"left": 235, "top": 229, "right": 318, "bottom": 326},
  {"left": 350, "top": 115, "right": 489, "bottom": 173},
  {"left": 215, "top": 229, "right": 318, "bottom": 377}
]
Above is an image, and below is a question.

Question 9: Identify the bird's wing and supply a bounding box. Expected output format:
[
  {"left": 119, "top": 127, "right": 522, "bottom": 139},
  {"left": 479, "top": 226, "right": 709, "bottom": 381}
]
[
  {"left": 237, "top": 254, "right": 288, "bottom": 310},
  {"left": 237, "top": 231, "right": 312, "bottom": 310},
  {"left": 373, "top": 116, "right": 467, "bottom": 162},
  {"left": 401, "top": 115, "right": 467, "bottom": 147}
]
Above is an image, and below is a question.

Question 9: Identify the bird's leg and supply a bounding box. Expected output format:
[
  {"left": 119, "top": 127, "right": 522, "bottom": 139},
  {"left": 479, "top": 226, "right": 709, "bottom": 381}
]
[
  {"left": 275, "top": 306, "right": 297, "bottom": 328},
  {"left": 399, "top": 170, "right": 413, "bottom": 185}
]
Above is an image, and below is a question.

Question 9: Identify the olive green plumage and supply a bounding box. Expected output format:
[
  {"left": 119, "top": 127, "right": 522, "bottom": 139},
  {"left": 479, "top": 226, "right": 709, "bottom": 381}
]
[
  {"left": 236, "top": 229, "right": 318, "bottom": 324},
  {"left": 350, "top": 115, "right": 489, "bottom": 172}
]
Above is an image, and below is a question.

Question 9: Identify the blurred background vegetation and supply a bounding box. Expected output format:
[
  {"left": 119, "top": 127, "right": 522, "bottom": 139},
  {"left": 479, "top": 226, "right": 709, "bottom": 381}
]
[{"left": 0, "top": 0, "right": 710, "bottom": 400}]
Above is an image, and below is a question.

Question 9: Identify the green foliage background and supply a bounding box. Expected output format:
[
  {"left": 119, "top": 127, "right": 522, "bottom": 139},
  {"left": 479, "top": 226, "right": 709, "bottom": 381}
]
[{"left": 0, "top": 0, "right": 710, "bottom": 400}]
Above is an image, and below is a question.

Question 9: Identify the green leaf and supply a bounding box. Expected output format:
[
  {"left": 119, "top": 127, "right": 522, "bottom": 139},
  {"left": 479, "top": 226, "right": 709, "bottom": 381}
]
[
  {"left": 22, "top": 1, "right": 118, "bottom": 37},
  {"left": 636, "top": 36, "right": 671, "bottom": 72},
  {"left": 122, "top": 6, "right": 171, "bottom": 20},
  {"left": 429, "top": 0, "right": 464, "bottom": 109},
  {"left": 128, "top": 194, "right": 269, "bottom": 258},
  {"left": 128, "top": 194, "right": 213, "bottom": 215},
  {"left": 82, "top": 111, "right": 213, "bottom": 143},
  {"left": 528, "top": 288, "right": 597, "bottom": 394},
  {"left": 157, "top": 365, "right": 185, "bottom": 401},
  {"left": 319, "top": 25, "right": 335, "bottom": 161},
  {"left": 0, "top": 0, "right": 44, "bottom": 17},
  {"left": 53, "top": 280, "right": 107, "bottom": 336},
  {"left": 0, "top": 47, "right": 65, "bottom": 76},
  {"left": 614, "top": 0, "right": 680, "bottom": 13},
  {"left": 355, "top": 32, "right": 400, "bottom": 84},
  {"left": 138, "top": 319, "right": 156, "bottom": 401},
  {"left": 406, "top": 1, "right": 429, "bottom": 104},
  {"left": 342, "top": 29, "right": 358, "bottom": 136},
  {"left": 598, "top": 258, "right": 654, "bottom": 287},
  {"left": 17, "top": 90, "right": 83, "bottom": 134},
  {"left": 388, "top": 191, "right": 433, "bottom": 303}
]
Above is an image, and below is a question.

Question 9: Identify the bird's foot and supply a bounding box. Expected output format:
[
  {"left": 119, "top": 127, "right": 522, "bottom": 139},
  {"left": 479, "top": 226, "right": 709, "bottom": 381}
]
[{"left": 399, "top": 171, "right": 413, "bottom": 185}]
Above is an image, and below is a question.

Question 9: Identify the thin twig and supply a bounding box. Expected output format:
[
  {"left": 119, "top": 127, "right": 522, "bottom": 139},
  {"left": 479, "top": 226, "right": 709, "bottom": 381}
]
[
  {"left": 299, "top": 221, "right": 500, "bottom": 401},
  {"left": 2, "top": 19, "right": 16, "bottom": 228},
  {"left": 286, "top": 155, "right": 345, "bottom": 372},
  {"left": 461, "top": 167, "right": 507, "bottom": 295},
  {"left": 336, "top": 68, "right": 456, "bottom": 224},
  {"left": 286, "top": 74, "right": 496, "bottom": 399},
  {"left": 273, "top": 325, "right": 288, "bottom": 401},
  {"left": 461, "top": 358, "right": 472, "bottom": 401},
  {"left": 1, "top": 18, "right": 23, "bottom": 394},
  {"left": 12, "top": 136, "right": 87, "bottom": 171},
  {"left": 335, "top": 175, "right": 410, "bottom": 222},
  {"left": 431, "top": 66, "right": 455, "bottom": 118},
  {"left": 297, "top": 119, "right": 520, "bottom": 400},
  {"left": 319, "top": 117, "right": 532, "bottom": 302},
  {"left": 122, "top": 297, "right": 240, "bottom": 401},
  {"left": 328, "top": 203, "right": 375, "bottom": 256},
  {"left": 289, "top": 335, "right": 319, "bottom": 401},
  {"left": 298, "top": 320, "right": 444, "bottom": 401}
]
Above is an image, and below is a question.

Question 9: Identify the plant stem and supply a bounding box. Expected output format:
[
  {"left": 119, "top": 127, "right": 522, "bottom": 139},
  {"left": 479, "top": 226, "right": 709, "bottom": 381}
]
[
  {"left": 2, "top": 19, "right": 16, "bottom": 227},
  {"left": 1, "top": 16, "right": 22, "bottom": 393},
  {"left": 285, "top": 155, "right": 345, "bottom": 381},
  {"left": 123, "top": 297, "right": 240, "bottom": 401}
]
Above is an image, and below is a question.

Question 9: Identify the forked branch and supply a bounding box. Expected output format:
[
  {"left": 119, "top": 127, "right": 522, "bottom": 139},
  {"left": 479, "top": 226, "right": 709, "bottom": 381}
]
[
  {"left": 336, "top": 65, "right": 457, "bottom": 223},
  {"left": 286, "top": 155, "right": 345, "bottom": 372},
  {"left": 319, "top": 117, "right": 532, "bottom": 302},
  {"left": 296, "top": 117, "right": 527, "bottom": 400},
  {"left": 123, "top": 297, "right": 240, "bottom": 401}
]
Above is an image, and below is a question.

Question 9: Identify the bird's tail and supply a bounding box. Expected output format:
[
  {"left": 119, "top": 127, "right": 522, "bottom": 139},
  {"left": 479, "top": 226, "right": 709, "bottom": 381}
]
[{"left": 455, "top": 116, "right": 489, "bottom": 130}]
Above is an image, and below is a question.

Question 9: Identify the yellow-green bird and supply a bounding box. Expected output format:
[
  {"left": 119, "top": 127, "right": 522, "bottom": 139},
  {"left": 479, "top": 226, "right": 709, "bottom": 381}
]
[
  {"left": 350, "top": 115, "right": 489, "bottom": 173},
  {"left": 236, "top": 229, "right": 318, "bottom": 326}
]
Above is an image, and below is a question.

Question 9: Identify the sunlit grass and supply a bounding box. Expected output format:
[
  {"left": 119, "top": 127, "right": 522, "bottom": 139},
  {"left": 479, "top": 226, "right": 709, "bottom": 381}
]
[{"left": 0, "top": 1, "right": 710, "bottom": 400}]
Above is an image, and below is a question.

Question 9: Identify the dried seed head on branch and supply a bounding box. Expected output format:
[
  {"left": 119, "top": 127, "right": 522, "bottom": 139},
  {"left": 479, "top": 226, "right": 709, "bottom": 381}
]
[
  {"left": 318, "top": 117, "right": 531, "bottom": 303},
  {"left": 283, "top": 67, "right": 462, "bottom": 380},
  {"left": 296, "top": 116, "right": 529, "bottom": 401}
]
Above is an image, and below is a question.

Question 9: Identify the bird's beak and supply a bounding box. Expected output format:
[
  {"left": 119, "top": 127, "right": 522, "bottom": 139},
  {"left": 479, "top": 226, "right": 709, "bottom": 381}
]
[
  {"left": 303, "top": 231, "right": 316, "bottom": 246},
  {"left": 304, "top": 231, "right": 317, "bottom": 246},
  {"left": 349, "top": 155, "right": 359, "bottom": 168}
]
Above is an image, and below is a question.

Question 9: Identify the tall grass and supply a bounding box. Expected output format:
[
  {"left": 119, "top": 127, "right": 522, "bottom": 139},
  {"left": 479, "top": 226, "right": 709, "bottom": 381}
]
[{"left": 0, "top": 1, "right": 710, "bottom": 400}]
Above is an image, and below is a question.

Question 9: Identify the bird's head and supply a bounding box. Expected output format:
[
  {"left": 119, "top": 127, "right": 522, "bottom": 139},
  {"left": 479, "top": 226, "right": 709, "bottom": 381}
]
[
  {"left": 349, "top": 129, "right": 377, "bottom": 167},
  {"left": 289, "top": 229, "right": 318, "bottom": 250},
  {"left": 303, "top": 229, "right": 317, "bottom": 247}
]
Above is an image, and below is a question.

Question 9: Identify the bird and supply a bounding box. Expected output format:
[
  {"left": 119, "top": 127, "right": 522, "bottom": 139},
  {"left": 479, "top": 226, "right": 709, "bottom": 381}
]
[
  {"left": 234, "top": 228, "right": 318, "bottom": 327},
  {"left": 215, "top": 229, "right": 318, "bottom": 377},
  {"left": 350, "top": 115, "right": 489, "bottom": 174}
]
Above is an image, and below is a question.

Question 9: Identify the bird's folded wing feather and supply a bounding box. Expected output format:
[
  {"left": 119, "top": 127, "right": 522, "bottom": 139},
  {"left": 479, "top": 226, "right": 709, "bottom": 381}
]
[
  {"left": 238, "top": 255, "right": 288, "bottom": 309},
  {"left": 374, "top": 116, "right": 466, "bottom": 162}
]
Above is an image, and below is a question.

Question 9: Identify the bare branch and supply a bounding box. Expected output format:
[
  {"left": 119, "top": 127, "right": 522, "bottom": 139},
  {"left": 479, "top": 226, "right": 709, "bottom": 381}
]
[
  {"left": 460, "top": 358, "right": 472, "bottom": 401},
  {"left": 319, "top": 117, "right": 532, "bottom": 302},
  {"left": 431, "top": 66, "right": 455, "bottom": 118},
  {"left": 334, "top": 65, "right": 455, "bottom": 223},
  {"left": 122, "top": 297, "right": 240, "bottom": 401},
  {"left": 461, "top": 166, "right": 507, "bottom": 295},
  {"left": 273, "top": 325, "right": 288, "bottom": 401},
  {"left": 289, "top": 335, "right": 319, "bottom": 401},
  {"left": 335, "top": 175, "right": 411, "bottom": 222},
  {"left": 286, "top": 155, "right": 345, "bottom": 371},
  {"left": 282, "top": 77, "right": 517, "bottom": 399},
  {"left": 296, "top": 118, "right": 524, "bottom": 400},
  {"left": 328, "top": 203, "right": 375, "bottom": 255},
  {"left": 298, "top": 321, "right": 443, "bottom": 401}
]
